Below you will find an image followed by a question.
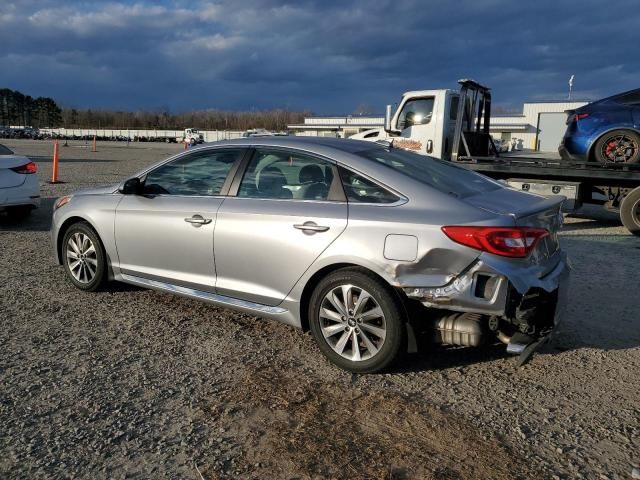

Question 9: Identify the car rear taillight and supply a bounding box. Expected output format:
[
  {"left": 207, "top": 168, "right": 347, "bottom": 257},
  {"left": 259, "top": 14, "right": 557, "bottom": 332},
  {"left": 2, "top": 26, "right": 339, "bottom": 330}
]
[
  {"left": 10, "top": 162, "right": 37, "bottom": 174},
  {"left": 566, "top": 112, "right": 589, "bottom": 124},
  {"left": 441, "top": 226, "right": 550, "bottom": 258}
]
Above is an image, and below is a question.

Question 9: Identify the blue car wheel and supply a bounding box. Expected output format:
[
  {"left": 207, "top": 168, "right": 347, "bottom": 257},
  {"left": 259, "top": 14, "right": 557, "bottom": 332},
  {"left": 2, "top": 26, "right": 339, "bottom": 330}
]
[{"left": 593, "top": 129, "right": 640, "bottom": 164}]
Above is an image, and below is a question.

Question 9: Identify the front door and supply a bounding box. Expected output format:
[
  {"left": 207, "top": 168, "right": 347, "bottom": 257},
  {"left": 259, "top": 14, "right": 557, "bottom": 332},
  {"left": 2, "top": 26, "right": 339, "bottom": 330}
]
[
  {"left": 394, "top": 95, "right": 438, "bottom": 156},
  {"left": 214, "top": 147, "right": 348, "bottom": 306},
  {"left": 114, "top": 148, "right": 244, "bottom": 292}
]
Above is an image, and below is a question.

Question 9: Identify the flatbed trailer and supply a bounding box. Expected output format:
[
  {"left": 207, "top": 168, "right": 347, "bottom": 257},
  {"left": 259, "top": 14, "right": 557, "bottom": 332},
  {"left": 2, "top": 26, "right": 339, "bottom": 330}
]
[{"left": 446, "top": 81, "right": 640, "bottom": 235}]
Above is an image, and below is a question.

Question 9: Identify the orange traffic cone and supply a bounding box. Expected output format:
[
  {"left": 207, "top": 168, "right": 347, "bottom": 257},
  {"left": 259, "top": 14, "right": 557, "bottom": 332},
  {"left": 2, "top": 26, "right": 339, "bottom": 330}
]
[{"left": 51, "top": 140, "right": 60, "bottom": 183}]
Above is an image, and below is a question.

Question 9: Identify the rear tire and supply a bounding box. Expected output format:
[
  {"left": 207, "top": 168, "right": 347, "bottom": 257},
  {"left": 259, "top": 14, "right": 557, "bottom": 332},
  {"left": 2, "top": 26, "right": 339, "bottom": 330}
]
[
  {"left": 62, "top": 222, "right": 108, "bottom": 291},
  {"left": 594, "top": 129, "right": 640, "bottom": 164},
  {"left": 620, "top": 187, "right": 640, "bottom": 236},
  {"left": 309, "top": 268, "right": 406, "bottom": 373}
]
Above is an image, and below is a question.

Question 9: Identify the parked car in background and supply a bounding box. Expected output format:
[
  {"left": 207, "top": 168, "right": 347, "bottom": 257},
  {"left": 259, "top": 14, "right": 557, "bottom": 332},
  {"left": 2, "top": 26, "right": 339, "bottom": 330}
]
[
  {"left": 51, "top": 136, "right": 569, "bottom": 373},
  {"left": 350, "top": 128, "right": 388, "bottom": 141},
  {"left": 0, "top": 145, "right": 40, "bottom": 219},
  {"left": 560, "top": 88, "right": 640, "bottom": 163}
]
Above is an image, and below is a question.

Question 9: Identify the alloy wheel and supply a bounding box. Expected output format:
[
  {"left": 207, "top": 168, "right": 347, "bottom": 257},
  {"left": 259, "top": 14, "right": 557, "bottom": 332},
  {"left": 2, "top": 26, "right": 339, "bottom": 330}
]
[
  {"left": 319, "top": 284, "right": 387, "bottom": 361},
  {"left": 66, "top": 232, "right": 98, "bottom": 284},
  {"left": 601, "top": 134, "right": 639, "bottom": 163}
]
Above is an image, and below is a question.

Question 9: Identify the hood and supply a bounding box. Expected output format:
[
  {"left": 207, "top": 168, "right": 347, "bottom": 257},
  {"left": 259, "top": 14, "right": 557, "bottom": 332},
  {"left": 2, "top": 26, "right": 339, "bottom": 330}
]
[{"left": 75, "top": 184, "right": 119, "bottom": 196}]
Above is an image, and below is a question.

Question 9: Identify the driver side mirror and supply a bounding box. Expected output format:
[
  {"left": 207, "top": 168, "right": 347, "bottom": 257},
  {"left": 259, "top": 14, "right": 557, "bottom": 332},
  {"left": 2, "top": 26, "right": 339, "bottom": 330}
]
[
  {"left": 120, "top": 177, "right": 141, "bottom": 195},
  {"left": 384, "top": 104, "right": 401, "bottom": 135}
]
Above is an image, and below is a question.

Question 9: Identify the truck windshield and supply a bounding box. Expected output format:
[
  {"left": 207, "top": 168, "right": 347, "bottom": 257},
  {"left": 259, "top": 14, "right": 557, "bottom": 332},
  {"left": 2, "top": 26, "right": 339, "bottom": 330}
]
[{"left": 356, "top": 148, "right": 501, "bottom": 198}]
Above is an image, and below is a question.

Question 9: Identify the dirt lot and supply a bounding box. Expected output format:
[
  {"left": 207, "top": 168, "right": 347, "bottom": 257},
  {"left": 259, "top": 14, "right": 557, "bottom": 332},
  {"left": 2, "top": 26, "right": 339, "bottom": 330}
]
[{"left": 1, "top": 139, "right": 639, "bottom": 479}]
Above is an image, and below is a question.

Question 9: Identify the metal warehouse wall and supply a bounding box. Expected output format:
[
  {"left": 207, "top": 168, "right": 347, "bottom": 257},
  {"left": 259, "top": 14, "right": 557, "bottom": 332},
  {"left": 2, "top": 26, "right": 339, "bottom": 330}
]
[{"left": 39, "top": 128, "right": 246, "bottom": 142}]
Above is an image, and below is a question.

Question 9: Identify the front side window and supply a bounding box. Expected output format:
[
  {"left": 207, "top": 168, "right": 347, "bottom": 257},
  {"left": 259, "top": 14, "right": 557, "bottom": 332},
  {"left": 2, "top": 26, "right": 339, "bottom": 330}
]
[
  {"left": 397, "top": 97, "right": 435, "bottom": 130},
  {"left": 339, "top": 167, "right": 400, "bottom": 204},
  {"left": 143, "top": 149, "right": 242, "bottom": 196},
  {"left": 237, "top": 149, "right": 335, "bottom": 200}
]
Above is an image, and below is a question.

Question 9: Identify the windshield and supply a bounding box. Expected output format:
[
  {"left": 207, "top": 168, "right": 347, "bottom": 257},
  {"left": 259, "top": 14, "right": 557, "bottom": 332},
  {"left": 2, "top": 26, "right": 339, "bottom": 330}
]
[{"left": 355, "top": 148, "right": 501, "bottom": 198}]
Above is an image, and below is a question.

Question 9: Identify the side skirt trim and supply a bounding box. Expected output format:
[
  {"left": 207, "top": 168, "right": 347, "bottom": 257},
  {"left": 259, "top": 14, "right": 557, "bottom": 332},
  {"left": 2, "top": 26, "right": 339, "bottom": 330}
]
[{"left": 120, "top": 274, "right": 288, "bottom": 314}]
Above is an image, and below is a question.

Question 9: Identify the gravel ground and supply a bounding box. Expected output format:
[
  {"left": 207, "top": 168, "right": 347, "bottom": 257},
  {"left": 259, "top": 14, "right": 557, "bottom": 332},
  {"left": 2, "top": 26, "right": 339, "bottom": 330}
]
[{"left": 1, "top": 139, "right": 639, "bottom": 479}]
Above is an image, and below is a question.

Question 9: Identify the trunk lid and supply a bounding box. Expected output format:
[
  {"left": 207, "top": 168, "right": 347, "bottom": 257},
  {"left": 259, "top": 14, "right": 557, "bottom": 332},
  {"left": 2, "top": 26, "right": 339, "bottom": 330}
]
[
  {"left": 464, "top": 187, "right": 565, "bottom": 260},
  {"left": 0, "top": 155, "right": 31, "bottom": 189}
]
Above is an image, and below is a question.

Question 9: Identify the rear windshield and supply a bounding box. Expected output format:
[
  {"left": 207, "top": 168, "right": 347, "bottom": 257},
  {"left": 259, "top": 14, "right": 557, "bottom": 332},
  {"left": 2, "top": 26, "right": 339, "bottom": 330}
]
[{"left": 355, "top": 148, "right": 501, "bottom": 198}]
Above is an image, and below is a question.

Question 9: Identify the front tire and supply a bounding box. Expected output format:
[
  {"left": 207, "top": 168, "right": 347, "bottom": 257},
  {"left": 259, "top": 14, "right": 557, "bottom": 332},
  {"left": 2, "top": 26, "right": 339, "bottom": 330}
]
[
  {"left": 594, "top": 130, "right": 640, "bottom": 164},
  {"left": 309, "top": 268, "right": 406, "bottom": 373},
  {"left": 620, "top": 187, "right": 640, "bottom": 236},
  {"left": 62, "top": 222, "right": 107, "bottom": 291}
]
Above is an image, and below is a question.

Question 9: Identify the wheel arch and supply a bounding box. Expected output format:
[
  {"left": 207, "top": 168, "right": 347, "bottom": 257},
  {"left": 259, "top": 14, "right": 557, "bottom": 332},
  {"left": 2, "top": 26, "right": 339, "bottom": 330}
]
[
  {"left": 586, "top": 126, "right": 640, "bottom": 161},
  {"left": 55, "top": 215, "right": 104, "bottom": 265},
  {"left": 298, "top": 262, "right": 408, "bottom": 332}
]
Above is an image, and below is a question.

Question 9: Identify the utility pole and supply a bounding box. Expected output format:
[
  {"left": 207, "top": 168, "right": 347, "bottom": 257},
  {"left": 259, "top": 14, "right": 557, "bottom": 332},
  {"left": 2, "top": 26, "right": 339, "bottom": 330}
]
[{"left": 568, "top": 75, "right": 575, "bottom": 100}]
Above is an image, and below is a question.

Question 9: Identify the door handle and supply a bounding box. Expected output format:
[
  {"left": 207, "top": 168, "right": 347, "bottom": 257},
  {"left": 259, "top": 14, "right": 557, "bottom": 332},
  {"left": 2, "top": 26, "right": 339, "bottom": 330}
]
[
  {"left": 184, "top": 214, "right": 212, "bottom": 226},
  {"left": 294, "top": 221, "right": 330, "bottom": 233}
]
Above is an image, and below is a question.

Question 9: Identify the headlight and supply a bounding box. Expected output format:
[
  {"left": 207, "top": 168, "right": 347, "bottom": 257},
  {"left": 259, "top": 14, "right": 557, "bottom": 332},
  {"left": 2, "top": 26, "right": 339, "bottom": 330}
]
[{"left": 54, "top": 195, "right": 72, "bottom": 211}]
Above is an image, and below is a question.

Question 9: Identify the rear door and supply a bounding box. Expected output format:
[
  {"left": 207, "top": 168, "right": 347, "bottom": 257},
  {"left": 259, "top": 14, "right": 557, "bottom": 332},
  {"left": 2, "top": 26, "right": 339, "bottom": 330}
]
[
  {"left": 213, "top": 147, "right": 348, "bottom": 306},
  {"left": 114, "top": 148, "right": 245, "bottom": 292}
]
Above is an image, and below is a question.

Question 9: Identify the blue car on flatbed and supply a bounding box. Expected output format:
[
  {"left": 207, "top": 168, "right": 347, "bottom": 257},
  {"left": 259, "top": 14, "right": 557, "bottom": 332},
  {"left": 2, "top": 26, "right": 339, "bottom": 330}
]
[{"left": 560, "top": 88, "right": 640, "bottom": 164}]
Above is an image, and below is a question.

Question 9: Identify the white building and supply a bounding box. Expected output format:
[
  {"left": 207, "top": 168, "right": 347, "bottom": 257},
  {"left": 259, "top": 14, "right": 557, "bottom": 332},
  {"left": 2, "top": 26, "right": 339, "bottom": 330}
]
[
  {"left": 287, "top": 115, "right": 385, "bottom": 139},
  {"left": 288, "top": 100, "right": 589, "bottom": 152}
]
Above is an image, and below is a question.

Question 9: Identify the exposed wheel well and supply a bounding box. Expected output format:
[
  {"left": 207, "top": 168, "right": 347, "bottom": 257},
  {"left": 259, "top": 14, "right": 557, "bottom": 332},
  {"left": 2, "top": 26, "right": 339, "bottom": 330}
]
[{"left": 298, "top": 263, "right": 408, "bottom": 332}]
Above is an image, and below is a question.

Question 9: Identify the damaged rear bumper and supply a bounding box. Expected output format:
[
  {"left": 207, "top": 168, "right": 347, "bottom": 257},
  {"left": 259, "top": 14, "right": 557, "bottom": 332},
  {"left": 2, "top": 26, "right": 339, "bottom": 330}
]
[{"left": 404, "top": 251, "right": 570, "bottom": 336}]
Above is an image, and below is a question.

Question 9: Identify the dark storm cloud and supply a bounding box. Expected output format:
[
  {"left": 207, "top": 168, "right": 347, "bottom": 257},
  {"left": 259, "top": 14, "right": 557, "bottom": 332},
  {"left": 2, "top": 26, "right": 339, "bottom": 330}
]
[{"left": 0, "top": 0, "right": 638, "bottom": 113}]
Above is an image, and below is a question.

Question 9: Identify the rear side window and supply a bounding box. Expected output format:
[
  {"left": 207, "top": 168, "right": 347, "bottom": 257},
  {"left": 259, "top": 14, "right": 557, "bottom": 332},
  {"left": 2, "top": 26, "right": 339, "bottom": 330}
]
[
  {"left": 356, "top": 148, "right": 500, "bottom": 198},
  {"left": 339, "top": 167, "right": 400, "bottom": 204},
  {"left": 449, "top": 96, "right": 459, "bottom": 120},
  {"left": 237, "top": 148, "right": 336, "bottom": 200},
  {"left": 143, "top": 149, "right": 242, "bottom": 196}
]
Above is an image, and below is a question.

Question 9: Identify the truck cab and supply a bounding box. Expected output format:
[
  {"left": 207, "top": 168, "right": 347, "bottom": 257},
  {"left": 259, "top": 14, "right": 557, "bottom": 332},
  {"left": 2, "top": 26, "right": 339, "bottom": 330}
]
[
  {"left": 381, "top": 80, "right": 495, "bottom": 162},
  {"left": 386, "top": 89, "right": 460, "bottom": 160},
  {"left": 180, "top": 128, "right": 204, "bottom": 145}
]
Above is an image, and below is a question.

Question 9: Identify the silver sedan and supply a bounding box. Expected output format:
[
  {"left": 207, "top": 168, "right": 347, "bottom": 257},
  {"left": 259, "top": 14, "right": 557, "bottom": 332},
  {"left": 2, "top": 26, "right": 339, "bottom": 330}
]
[{"left": 51, "top": 137, "right": 569, "bottom": 373}]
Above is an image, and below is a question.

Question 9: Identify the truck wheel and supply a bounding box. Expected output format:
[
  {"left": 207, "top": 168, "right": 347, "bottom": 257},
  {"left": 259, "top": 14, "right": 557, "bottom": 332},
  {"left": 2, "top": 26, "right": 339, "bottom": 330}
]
[
  {"left": 620, "top": 187, "right": 640, "bottom": 236},
  {"left": 594, "top": 130, "right": 640, "bottom": 164}
]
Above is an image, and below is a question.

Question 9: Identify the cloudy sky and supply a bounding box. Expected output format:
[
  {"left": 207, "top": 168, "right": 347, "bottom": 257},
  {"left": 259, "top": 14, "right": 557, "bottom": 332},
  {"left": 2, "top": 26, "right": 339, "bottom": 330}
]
[{"left": 0, "top": 0, "right": 637, "bottom": 113}]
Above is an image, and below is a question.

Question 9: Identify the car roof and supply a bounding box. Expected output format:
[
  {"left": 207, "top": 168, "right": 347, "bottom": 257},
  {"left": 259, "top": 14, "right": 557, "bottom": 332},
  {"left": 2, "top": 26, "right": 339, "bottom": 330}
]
[
  {"left": 205, "top": 135, "right": 384, "bottom": 154},
  {"left": 580, "top": 87, "right": 640, "bottom": 109}
]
